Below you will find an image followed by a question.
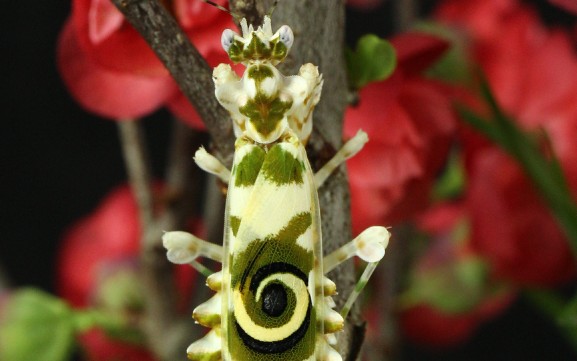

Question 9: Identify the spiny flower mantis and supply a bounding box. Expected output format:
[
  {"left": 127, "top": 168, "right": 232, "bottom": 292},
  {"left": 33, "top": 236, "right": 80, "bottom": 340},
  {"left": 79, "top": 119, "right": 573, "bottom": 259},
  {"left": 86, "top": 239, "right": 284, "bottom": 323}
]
[{"left": 163, "top": 3, "right": 390, "bottom": 360}]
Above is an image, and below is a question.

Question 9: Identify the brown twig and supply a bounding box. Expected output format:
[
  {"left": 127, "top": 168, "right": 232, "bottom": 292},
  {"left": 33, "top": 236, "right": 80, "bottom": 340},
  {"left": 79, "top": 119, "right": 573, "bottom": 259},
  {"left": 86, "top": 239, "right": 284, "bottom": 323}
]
[
  {"left": 112, "top": 0, "right": 234, "bottom": 165},
  {"left": 118, "top": 121, "right": 155, "bottom": 229},
  {"left": 228, "top": 0, "right": 265, "bottom": 26},
  {"left": 118, "top": 120, "right": 199, "bottom": 360},
  {"left": 395, "top": 0, "right": 418, "bottom": 32}
]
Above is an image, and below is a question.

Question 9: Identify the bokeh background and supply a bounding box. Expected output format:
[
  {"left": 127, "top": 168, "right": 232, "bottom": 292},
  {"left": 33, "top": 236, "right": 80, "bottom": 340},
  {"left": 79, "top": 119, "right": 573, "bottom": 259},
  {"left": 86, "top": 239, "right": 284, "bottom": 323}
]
[{"left": 2, "top": 0, "right": 577, "bottom": 360}]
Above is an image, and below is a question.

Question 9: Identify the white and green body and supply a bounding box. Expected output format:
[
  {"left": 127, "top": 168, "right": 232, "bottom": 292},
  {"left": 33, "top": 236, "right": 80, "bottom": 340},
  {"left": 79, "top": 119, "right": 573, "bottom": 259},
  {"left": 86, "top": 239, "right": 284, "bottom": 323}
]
[
  {"left": 163, "top": 14, "right": 390, "bottom": 361},
  {"left": 221, "top": 133, "right": 326, "bottom": 360}
]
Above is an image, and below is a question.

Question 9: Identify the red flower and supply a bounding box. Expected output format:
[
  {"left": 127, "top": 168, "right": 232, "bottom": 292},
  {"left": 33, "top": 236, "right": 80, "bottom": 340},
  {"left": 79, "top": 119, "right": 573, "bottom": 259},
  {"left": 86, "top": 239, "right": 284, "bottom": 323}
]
[
  {"left": 437, "top": 0, "right": 577, "bottom": 286},
  {"left": 435, "top": 0, "right": 517, "bottom": 43},
  {"left": 57, "top": 0, "right": 233, "bottom": 127},
  {"left": 57, "top": 185, "right": 199, "bottom": 359},
  {"left": 467, "top": 149, "right": 576, "bottom": 286},
  {"left": 79, "top": 329, "right": 156, "bottom": 361},
  {"left": 437, "top": 0, "right": 577, "bottom": 135},
  {"left": 57, "top": 185, "right": 141, "bottom": 307},
  {"left": 345, "top": 33, "right": 457, "bottom": 233},
  {"left": 401, "top": 294, "right": 514, "bottom": 347},
  {"left": 400, "top": 204, "right": 515, "bottom": 347},
  {"left": 549, "top": 0, "right": 577, "bottom": 14}
]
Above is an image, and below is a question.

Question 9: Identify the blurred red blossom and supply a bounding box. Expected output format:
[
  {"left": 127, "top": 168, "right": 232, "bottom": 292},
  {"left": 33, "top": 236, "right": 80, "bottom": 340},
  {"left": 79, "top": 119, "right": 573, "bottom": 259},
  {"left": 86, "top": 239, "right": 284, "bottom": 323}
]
[
  {"left": 549, "top": 0, "right": 577, "bottom": 14},
  {"left": 57, "top": 0, "right": 233, "bottom": 127},
  {"left": 345, "top": 32, "right": 457, "bottom": 233},
  {"left": 400, "top": 204, "right": 515, "bottom": 347},
  {"left": 57, "top": 184, "right": 199, "bottom": 360},
  {"left": 437, "top": 0, "right": 577, "bottom": 139},
  {"left": 437, "top": 0, "right": 577, "bottom": 286},
  {"left": 401, "top": 294, "right": 514, "bottom": 347},
  {"left": 467, "top": 149, "right": 576, "bottom": 286},
  {"left": 79, "top": 329, "right": 156, "bottom": 361},
  {"left": 58, "top": 185, "right": 142, "bottom": 307}
]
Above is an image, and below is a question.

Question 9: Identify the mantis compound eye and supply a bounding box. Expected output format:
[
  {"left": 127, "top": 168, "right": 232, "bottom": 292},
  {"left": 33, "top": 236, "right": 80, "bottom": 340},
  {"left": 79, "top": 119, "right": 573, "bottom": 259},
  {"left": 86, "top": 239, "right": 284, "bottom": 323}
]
[
  {"left": 221, "top": 29, "right": 236, "bottom": 52},
  {"left": 277, "top": 25, "right": 293, "bottom": 49}
]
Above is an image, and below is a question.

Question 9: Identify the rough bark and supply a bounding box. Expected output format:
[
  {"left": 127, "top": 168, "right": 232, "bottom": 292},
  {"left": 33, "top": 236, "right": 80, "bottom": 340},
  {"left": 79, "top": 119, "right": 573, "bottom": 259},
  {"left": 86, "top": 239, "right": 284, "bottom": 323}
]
[{"left": 113, "top": 0, "right": 235, "bottom": 165}]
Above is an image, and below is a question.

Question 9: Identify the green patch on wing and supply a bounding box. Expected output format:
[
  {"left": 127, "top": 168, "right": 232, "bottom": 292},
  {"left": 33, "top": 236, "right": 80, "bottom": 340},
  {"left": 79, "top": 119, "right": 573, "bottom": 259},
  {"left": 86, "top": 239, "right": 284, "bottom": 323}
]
[
  {"left": 228, "top": 39, "right": 245, "bottom": 63},
  {"left": 235, "top": 146, "right": 266, "bottom": 187},
  {"left": 261, "top": 145, "right": 305, "bottom": 185},
  {"left": 228, "top": 212, "right": 315, "bottom": 360},
  {"left": 247, "top": 65, "right": 274, "bottom": 83},
  {"left": 277, "top": 212, "right": 312, "bottom": 242},
  {"left": 230, "top": 216, "right": 242, "bottom": 236},
  {"left": 245, "top": 35, "right": 271, "bottom": 60},
  {"left": 271, "top": 39, "right": 288, "bottom": 61},
  {"left": 239, "top": 96, "right": 292, "bottom": 137},
  {"left": 231, "top": 212, "right": 313, "bottom": 288}
]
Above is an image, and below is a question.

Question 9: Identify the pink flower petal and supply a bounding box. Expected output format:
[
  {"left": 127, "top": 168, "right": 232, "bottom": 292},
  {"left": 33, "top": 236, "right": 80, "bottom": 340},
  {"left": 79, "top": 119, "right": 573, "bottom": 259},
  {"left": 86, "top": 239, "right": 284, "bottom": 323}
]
[
  {"left": 73, "top": 0, "right": 167, "bottom": 75},
  {"left": 549, "top": 0, "right": 577, "bottom": 14},
  {"left": 401, "top": 291, "right": 514, "bottom": 347},
  {"left": 79, "top": 328, "right": 156, "bottom": 361},
  {"left": 57, "top": 185, "right": 141, "bottom": 307},
  {"left": 58, "top": 18, "right": 177, "bottom": 119},
  {"left": 390, "top": 32, "right": 450, "bottom": 75},
  {"left": 467, "top": 149, "right": 576, "bottom": 286},
  {"left": 344, "top": 34, "right": 456, "bottom": 228},
  {"left": 435, "top": 0, "right": 517, "bottom": 42},
  {"left": 174, "top": 0, "right": 229, "bottom": 29},
  {"left": 88, "top": 0, "right": 124, "bottom": 45}
]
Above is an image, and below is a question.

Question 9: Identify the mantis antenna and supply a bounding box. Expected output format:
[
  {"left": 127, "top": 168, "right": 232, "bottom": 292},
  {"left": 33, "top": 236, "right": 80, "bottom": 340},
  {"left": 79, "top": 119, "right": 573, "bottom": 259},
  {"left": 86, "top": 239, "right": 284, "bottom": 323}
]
[
  {"left": 201, "top": 0, "right": 280, "bottom": 24},
  {"left": 200, "top": 0, "right": 242, "bottom": 22},
  {"left": 267, "top": 0, "right": 280, "bottom": 17}
]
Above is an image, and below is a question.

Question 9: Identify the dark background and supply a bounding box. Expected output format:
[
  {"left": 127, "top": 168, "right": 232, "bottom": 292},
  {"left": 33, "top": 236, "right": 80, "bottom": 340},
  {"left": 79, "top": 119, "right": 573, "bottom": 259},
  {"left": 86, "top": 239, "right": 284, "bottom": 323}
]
[{"left": 1, "top": 0, "right": 576, "bottom": 360}]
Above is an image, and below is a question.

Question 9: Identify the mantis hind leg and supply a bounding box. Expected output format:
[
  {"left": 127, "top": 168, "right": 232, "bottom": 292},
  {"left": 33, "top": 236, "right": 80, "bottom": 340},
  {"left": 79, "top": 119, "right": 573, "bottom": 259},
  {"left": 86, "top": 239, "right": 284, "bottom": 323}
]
[
  {"left": 323, "top": 227, "right": 390, "bottom": 318},
  {"left": 314, "top": 130, "right": 368, "bottom": 189}
]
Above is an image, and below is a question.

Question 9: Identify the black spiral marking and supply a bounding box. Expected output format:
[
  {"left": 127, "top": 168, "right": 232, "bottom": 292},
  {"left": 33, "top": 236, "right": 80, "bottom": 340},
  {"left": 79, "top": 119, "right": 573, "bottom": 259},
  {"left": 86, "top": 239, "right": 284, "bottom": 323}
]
[
  {"left": 236, "top": 262, "right": 312, "bottom": 354},
  {"left": 249, "top": 262, "right": 308, "bottom": 292}
]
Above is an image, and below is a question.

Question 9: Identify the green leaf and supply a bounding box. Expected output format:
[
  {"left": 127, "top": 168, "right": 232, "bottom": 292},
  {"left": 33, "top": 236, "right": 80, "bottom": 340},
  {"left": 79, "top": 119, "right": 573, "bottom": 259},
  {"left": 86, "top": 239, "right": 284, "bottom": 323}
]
[
  {"left": 346, "top": 34, "right": 396, "bottom": 89},
  {"left": 0, "top": 289, "right": 76, "bottom": 361}
]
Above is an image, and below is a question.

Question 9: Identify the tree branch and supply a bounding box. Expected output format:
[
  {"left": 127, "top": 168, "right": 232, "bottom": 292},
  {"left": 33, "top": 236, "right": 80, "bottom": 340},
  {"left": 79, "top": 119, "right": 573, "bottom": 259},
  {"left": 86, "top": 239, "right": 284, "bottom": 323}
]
[
  {"left": 144, "top": 120, "right": 200, "bottom": 361},
  {"left": 118, "top": 121, "right": 155, "bottom": 231},
  {"left": 118, "top": 119, "right": 201, "bottom": 360},
  {"left": 111, "top": 0, "right": 234, "bottom": 164},
  {"left": 395, "top": 0, "right": 418, "bottom": 32},
  {"left": 229, "top": 0, "right": 266, "bottom": 26}
]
